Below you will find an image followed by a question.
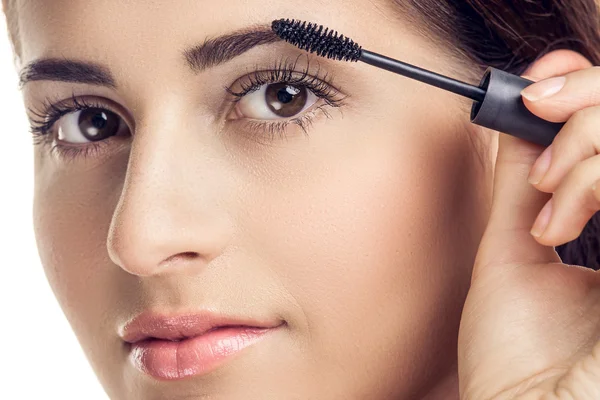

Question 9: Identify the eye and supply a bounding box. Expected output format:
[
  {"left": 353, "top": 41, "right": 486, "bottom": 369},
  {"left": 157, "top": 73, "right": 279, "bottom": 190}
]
[
  {"left": 56, "top": 107, "right": 127, "bottom": 144},
  {"left": 231, "top": 83, "right": 318, "bottom": 120}
]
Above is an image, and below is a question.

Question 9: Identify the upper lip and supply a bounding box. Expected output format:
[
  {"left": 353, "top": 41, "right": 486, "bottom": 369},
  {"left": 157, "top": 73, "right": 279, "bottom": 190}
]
[{"left": 119, "top": 311, "right": 284, "bottom": 344}]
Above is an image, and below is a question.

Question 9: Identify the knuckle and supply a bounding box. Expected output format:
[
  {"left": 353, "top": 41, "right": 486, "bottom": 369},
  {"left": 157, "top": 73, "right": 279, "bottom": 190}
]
[
  {"left": 562, "top": 107, "right": 600, "bottom": 154},
  {"left": 553, "top": 353, "right": 600, "bottom": 400},
  {"left": 569, "top": 107, "right": 595, "bottom": 127},
  {"left": 584, "top": 67, "right": 600, "bottom": 104},
  {"left": 568, "top": 159, "right": 589, "bottom": 181},
  {"left": 586, "top": 85, "right": 600, "bottom": 106},
  {"left": 559, "top": 159, "right": 600, "bottom": 196}
]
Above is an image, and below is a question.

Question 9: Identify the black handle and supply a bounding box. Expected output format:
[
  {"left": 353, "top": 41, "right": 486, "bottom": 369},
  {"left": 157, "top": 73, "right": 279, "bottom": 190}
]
[{"left": 470, "top": 67, "right": 564, "bottom": 147}]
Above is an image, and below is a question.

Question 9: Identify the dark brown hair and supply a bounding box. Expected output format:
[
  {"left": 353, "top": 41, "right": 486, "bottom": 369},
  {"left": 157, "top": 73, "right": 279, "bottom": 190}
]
[
  {"left": 395, "top": 0, "right": 600, "bottom": 269},
  {"left": 3, "top": 0, "right": 600, "bottom": 267},
  {"left": 396, "top": 0, "right": 600, "bottom": 73}
]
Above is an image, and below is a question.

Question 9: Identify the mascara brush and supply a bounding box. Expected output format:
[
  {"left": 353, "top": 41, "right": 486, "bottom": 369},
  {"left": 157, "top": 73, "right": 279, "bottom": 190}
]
[{"left": 271, "top": 18, "right": 564, "bottom": 147}]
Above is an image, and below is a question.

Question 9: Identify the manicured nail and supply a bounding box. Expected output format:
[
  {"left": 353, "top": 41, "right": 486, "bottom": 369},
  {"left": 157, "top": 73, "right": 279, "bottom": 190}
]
[
  {"left": 531, "top": 199, "right": 553, "bottom": 238},
  {"left": 521, "top": 76, "right": 566, "bottom": 101},
  {"left": 528, "top": 145, "right": 552, "bottom": 185}
]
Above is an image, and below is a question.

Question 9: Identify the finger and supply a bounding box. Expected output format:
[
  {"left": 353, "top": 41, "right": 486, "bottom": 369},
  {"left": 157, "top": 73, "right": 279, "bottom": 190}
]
[
  {"left": 531, "top": 154, "right": 600, "bottom": 246},
  {"left": 521, "top": 49, "right": 592, "bottom": 83},
  {"left": 528, "top": 106, "right": 600, "bottom": 193},
  {"left": 521, "top": 66, "right": 600, "bottom": 123},
  {"left": 474, "top": 134, "right": 560, "bottom": 273}
]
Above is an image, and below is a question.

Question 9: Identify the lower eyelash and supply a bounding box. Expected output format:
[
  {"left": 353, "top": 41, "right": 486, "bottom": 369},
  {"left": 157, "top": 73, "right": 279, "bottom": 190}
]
[{"left": 238, "top": 103, "right": 337, "bottom": 144}]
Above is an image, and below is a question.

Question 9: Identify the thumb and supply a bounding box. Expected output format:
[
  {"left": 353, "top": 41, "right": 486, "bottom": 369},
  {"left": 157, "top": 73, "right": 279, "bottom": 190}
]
[{"left": 474, "top": 133, "right": 560, "bottom": 273}]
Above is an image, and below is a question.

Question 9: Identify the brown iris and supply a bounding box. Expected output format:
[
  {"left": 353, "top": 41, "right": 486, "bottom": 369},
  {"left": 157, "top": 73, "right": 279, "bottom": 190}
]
[
  {"left": 77, "top": 108, "right": 120, "bottom": 141},
  {"left": 265, "top": 83, "right": 308, "bottom": 117}
]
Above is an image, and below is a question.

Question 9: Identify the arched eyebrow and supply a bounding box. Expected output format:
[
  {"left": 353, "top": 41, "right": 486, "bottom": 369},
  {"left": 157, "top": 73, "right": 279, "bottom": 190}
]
[
  {"left": 18, "top": 25, "right": 281, "bottom": 88},
  {"left": 184, "top": 25, "right": 280, "bottom": 72}
]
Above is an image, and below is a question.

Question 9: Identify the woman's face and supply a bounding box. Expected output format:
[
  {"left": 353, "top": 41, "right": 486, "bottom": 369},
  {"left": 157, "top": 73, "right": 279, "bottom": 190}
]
[{"left": 17, "top": 0, "right": 494, "bottom": 398}]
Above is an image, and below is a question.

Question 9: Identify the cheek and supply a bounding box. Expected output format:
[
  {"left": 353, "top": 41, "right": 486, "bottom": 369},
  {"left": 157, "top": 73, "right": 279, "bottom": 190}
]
[
  {"left": 237, "top": 110, "right": 486, "bottom": 379},
  {"left": 32, "top": 150, "right": 129, "bottom": 351}
]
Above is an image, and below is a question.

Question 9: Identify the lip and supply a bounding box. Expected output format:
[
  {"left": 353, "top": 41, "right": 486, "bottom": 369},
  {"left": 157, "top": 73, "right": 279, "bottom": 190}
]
[{"left": 119, "top": 311, "right": 284, "bottom": 380}]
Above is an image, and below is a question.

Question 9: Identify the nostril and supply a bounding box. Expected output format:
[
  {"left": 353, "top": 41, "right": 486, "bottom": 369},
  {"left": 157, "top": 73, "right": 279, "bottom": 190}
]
[{"left": 159, "top": 252, "right": 200, "bottom": 268}]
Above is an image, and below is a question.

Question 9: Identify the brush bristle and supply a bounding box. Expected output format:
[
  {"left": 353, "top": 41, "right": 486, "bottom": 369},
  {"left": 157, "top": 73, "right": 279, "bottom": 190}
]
[{"left": 271, "top": 19, "right": 362, "bottom": 62}]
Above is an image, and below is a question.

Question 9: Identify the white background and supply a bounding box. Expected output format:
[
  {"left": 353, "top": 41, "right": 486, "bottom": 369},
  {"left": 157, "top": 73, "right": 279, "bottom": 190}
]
[{"left": 0, "top": 12, "right": 109, "bottom": 400}]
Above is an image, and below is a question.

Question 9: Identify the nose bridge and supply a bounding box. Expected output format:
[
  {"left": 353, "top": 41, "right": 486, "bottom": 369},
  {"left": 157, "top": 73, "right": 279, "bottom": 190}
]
[{"left": 106, "top": 100, "right": 232, "bottom": 277}]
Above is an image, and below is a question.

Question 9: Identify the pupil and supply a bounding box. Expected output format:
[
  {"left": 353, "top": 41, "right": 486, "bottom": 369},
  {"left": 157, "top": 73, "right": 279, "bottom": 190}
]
[
  {"left": 277, "top": 88, "right": 294, "bottom": 103},
  {"left": 266, "top": 83, "right": 307, "bottom": 118},
  {"left": 78, "top": 108, "right": 120, "bottom": 141},
  {"left": 92, "top": 113, "right": 107, "bottom": 129}
]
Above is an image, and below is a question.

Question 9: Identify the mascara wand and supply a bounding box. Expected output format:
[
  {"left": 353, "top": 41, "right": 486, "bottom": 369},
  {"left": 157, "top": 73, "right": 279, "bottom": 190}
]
[{"left": 271, "top": 18, "right": 564, "bottom": 147}]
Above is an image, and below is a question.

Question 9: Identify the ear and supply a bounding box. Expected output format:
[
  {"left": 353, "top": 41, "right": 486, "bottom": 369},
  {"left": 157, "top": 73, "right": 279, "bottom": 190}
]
[{"left": 522, "top": 49, "right": 593, "bottom": 81}]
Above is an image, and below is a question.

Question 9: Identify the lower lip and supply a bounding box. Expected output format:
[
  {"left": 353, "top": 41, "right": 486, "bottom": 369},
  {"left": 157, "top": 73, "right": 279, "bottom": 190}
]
[{"left": 128, "top": 326, "right": 277, "bottom": 380}]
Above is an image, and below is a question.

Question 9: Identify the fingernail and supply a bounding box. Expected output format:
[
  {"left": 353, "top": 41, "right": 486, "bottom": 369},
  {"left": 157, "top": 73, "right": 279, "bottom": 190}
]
[
  {"left": 528, "top": 145, "right": 552, "bottom": 185},
  {"left": 521, "top": 76, "right": 566, "bottom": 101},
  {"left": 531, "top": 199, "right": 553, "bottom": 238}
]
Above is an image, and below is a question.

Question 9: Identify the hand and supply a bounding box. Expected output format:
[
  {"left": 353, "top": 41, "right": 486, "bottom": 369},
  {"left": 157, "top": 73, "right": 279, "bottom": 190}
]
[{"left": 458, "top": 50, "right": 600, "bottom": 400}]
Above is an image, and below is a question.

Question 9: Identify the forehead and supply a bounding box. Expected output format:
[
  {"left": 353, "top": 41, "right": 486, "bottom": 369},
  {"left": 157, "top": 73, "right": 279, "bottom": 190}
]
[{"left": 15, "top": 0, "right": 399, "bottom": 66}]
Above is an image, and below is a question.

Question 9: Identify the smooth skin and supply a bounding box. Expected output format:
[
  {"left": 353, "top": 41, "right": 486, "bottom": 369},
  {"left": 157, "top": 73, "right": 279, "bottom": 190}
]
[
  {"left": 7, "top": 0, "right": 600, "bottom": 398},
  {"left": 19, "top": 1, "right": 492, "bottom": 399},
  {"left": 460, "top": 51, "right": 600, "bottom": 399}
]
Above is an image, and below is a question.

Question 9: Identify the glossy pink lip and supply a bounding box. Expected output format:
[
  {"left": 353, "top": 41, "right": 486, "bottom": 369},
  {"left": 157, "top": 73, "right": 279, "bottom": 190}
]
[{"left": 119, "top": 312, "right": 284, "bottom": 380}]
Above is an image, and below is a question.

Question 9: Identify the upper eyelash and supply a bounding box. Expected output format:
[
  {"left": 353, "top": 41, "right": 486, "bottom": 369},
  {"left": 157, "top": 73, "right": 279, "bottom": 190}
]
[
  {"left": 225, "top": 56, "right": 346, "bottom": 108},
  {"left": 27, "top": 94, "right": 111, "bottom": 144}
]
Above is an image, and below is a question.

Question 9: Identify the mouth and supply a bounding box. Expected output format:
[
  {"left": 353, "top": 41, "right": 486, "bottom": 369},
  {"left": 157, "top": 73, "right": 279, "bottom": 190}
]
[{"left": 119, "top": 311, "right": 284, "bottom": 380}]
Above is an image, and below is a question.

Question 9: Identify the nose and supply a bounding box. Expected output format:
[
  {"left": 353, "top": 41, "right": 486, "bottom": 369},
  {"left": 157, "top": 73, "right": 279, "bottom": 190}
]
[{"left": 107, "top": 110, "right": 233, "bottom": 277}]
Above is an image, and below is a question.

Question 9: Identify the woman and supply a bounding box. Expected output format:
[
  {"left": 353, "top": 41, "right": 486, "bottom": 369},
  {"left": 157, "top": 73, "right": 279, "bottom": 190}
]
[{"left": 3, "top": 0, "right": 600, "bottom": 398}]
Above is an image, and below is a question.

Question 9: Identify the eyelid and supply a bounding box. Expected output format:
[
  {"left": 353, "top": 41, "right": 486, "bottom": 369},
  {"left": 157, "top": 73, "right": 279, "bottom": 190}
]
[{"left": 226, "top": 54, "right": 343, "bottom": 94}]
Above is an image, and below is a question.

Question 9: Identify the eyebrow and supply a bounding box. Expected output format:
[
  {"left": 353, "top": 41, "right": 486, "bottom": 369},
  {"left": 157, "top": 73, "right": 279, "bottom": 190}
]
[
  {"left": 19, "top": 25, "right": 282, "bottom": 88},
  {"left": 19, "top": 58, "right": 116, "bottom": 88},
  {"left": 184, "top": 26, "right": 281, "bottom": 72}
]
